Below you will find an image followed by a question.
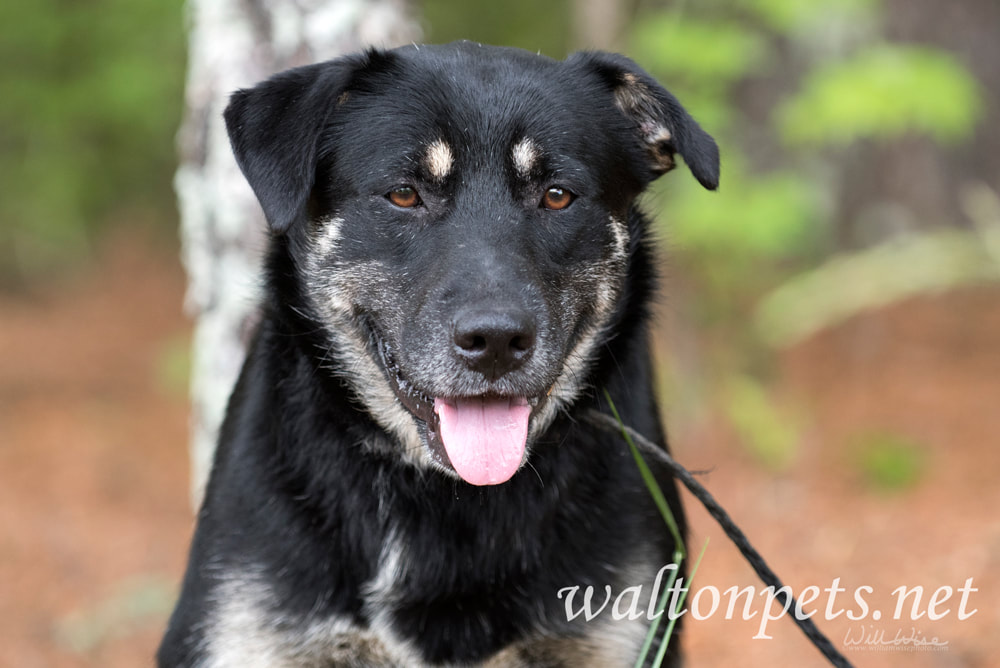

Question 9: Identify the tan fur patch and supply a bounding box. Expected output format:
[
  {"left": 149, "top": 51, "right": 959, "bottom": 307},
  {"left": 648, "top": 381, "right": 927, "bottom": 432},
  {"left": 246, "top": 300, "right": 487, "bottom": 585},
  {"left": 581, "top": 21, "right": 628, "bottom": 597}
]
[
  {"left": 512, "top": 138, "right": 540, "bottom": 177},
  {"left": 530, "top": 247, "right": 628, "bottom": 442},
  {"left": 650, "top": 126, "right": 671, "bottom": 143},
  {"left": 206, "top": 568, "right": 422, "bottom": 667},
  {"left": 609, "top": 215, "right": 629, "bottom": 262},
  {"left": 424, "top": 139, "right": 454, "bottom": 181},
  {"left": 506, "top": 613, "right": 654, "bottom": 666},
  {"left": 304, "top": 225, "right": 429, "bottom": 469},
  {"left": 614, "top": 74, "right": 677, "bottom": 174}
]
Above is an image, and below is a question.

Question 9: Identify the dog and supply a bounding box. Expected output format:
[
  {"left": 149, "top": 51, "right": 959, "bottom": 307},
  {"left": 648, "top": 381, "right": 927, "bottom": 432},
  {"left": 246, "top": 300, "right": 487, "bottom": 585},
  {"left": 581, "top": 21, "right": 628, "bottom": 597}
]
[{"left": 158, "top": 41, "right": 718, "bottom": 667}]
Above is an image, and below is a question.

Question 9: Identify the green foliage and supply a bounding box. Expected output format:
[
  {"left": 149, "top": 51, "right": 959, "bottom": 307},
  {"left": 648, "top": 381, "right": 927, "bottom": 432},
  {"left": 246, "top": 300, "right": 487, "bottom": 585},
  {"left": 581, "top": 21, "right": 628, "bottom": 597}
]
[
  {"left": 755, "top": 226, "right": 1000, "bottom": 347},
  {"left": 0, "top": 0, "right": 186, "bottom": 278},
  {"left": 628, "top": 2, "right": 986, "bottom": 443},
  {"left": 662, "top": 159, "right": 822, "bottom": 260},
  {"left": 54, "top": 575, "right": 176, "bottom": 653},
  {"left": 155, "top": 335, "right": 192, "bottom": 397},
  {"left": 741, "top": 0, "right": 877, "bottom": 34},
  {"left": 853, "top": 432, "right": 926, "bottom": 491},
  {"left": 421, "top": 0, "right": 571, "bottom": 56},
  {"left": 632, "top": 14, "right": 771, "bottom": 84},
  {"left": 755, "top": 182, "right": 1000, "bottom": 348},
  {"left": 723, "top": 375, "right": 800, "bottom": 471},
  {"left": 779, "top": 45, "right": 983, "bottom": 147},
  {"left": 628, "top": 12, "right": 770, "bottom": 133}
]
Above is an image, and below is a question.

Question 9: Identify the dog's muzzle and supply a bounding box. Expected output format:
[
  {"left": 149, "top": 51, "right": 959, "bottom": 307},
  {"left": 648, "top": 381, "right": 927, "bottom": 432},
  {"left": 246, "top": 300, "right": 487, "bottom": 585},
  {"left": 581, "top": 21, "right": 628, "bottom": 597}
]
[{"left": 376, "top": 304, "right": 549, "bottom": 486}]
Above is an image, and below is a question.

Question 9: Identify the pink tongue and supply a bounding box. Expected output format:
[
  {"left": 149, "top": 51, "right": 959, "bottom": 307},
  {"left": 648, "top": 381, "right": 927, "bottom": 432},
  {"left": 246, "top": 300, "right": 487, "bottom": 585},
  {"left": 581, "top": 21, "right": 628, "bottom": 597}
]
[{"left": 434, "top": 397, "right": 530, "bottom": 485}]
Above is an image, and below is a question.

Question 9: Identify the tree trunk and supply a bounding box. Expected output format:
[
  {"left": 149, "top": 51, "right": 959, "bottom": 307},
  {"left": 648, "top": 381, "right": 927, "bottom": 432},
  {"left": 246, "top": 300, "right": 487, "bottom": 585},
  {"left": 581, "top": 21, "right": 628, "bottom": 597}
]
[
  {"left": 570, "top": 0, "right": 632, "bottom": 51},
  {"left": 177, "top": 0, "right": 420, "bottom": 506}
]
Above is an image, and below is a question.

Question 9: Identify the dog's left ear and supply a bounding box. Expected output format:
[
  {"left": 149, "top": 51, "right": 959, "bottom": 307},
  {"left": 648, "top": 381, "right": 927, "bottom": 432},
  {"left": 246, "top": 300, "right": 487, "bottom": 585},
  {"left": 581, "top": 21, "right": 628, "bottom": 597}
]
[
  {"left": 224, "top": 52, "right": 376, "bottom": 234},
  {"left": 570, "top": 51, "right": 720, "bottom": 191}
]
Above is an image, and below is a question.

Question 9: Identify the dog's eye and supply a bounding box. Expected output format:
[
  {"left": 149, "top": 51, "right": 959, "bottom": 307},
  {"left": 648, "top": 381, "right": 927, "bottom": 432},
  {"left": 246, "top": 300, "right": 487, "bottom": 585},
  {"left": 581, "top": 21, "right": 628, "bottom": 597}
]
[
  {"left": 540, "top": 187, "right": 574, "bottom": 211},
  {"left": 387, "top": 186, "right": 422, "bottom": 208}
]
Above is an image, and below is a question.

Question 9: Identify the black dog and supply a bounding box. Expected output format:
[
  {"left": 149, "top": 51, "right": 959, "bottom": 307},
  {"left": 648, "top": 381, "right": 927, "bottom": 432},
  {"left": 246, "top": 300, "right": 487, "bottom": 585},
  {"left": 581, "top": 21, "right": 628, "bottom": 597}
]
[{"left": 159, "top": 42, "right": 718, "bottom": 667}]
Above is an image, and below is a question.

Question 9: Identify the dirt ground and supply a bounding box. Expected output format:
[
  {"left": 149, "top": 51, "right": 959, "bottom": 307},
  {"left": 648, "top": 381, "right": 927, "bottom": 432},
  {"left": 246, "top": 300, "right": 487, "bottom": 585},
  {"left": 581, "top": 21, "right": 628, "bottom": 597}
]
[{"left": 1, "top": 230, "right": 997, "bottom": 667}]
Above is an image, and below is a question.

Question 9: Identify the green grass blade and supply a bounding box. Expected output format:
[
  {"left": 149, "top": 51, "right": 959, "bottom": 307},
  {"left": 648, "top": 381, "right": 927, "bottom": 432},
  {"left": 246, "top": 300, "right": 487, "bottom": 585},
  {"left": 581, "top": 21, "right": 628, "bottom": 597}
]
[
  {"left": 634, "top": 549, "right": 683, "bottom": 668},
  {"left": 652, "top": 538, "right": 709, "bottom": 668},
  {"left": 603, "top": 390, "right": 693, "bottom": 667},
  {"left": 603, "top": 390, "right": 685, "bottom": 558}
]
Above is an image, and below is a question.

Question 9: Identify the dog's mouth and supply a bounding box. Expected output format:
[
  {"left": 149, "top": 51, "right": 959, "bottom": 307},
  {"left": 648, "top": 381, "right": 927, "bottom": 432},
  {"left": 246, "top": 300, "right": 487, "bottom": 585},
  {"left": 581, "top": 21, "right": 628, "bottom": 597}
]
[
  {"left": 374, "top": 332, "right": 543, "bottom": 485},
  {"left": 431, "top": 396, "right": 532, "bottom": 485}
]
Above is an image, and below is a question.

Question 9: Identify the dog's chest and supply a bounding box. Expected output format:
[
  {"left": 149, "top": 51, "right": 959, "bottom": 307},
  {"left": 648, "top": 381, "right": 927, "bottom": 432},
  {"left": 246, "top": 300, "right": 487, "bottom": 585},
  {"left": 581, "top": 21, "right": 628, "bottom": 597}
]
[{"left": 202, "top": 532, "right": 654, "bottom": 667}]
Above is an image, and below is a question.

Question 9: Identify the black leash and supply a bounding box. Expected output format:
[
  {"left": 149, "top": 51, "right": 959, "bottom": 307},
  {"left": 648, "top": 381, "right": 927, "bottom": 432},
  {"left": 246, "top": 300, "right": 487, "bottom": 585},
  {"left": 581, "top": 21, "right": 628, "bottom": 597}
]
[{"left": 584, "top": 409, "right": 855, "bottom": 668}]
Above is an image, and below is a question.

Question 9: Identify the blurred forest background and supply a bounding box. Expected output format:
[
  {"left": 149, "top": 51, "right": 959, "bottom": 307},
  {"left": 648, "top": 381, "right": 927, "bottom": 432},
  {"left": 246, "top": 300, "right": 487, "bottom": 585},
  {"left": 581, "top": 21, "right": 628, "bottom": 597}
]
[{"left": 1, "top": 0, "right": 998, "bottom": 666}]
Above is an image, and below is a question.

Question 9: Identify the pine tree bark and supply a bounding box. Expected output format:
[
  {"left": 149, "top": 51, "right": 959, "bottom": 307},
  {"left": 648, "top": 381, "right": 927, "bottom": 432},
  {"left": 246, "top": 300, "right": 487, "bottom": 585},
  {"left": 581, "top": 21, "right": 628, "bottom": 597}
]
[{"left": 177, "top": 0, "right": 420, "bottom": 505}]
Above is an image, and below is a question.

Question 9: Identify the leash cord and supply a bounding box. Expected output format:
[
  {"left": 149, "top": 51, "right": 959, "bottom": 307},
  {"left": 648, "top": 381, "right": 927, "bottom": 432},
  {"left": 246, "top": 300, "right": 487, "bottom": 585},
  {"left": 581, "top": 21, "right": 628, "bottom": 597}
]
[{"left": 583, "top": 410, "right": 855, "bottom": 668}]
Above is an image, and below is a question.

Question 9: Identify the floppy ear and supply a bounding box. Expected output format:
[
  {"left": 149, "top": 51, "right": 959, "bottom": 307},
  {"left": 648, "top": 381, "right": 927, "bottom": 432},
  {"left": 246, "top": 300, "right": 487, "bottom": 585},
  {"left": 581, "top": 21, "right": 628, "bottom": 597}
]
[
  {"left": 569, "top": 51, "right": 720, "bottom": 191},
  {"left": 223, "top": 53, "right": 371, "bottom": 233}
]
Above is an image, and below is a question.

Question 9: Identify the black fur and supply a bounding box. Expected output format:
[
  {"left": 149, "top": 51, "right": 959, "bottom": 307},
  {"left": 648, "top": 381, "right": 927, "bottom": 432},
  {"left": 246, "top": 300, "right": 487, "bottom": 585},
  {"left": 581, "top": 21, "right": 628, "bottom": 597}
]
[{"left": 160, "top": 42, "right": 719, "bottom": 667}]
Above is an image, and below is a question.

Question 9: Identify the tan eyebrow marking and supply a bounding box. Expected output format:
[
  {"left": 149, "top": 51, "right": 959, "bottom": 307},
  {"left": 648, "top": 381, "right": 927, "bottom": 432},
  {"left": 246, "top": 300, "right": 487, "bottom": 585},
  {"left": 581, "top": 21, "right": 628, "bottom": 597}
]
[
  {"left": 512, "top": 138, "right": 540, "bottom": 178},
  {"left": 424, "top": 139, "right": 454, "bottom": 181}
]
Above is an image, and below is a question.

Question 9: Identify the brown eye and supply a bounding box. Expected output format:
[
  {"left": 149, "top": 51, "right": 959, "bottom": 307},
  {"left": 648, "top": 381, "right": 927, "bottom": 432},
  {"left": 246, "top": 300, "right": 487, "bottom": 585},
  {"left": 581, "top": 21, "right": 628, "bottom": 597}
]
[
  {"left": 540, "top": 186, "right": 574, "bottom": 211},
  {"left": 387, "top": 186, "right": 421, "bottom": 208}
]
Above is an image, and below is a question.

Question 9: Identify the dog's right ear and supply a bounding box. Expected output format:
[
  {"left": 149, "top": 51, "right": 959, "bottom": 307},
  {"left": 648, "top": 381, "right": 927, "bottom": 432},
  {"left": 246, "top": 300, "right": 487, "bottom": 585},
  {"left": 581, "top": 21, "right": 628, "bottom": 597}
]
[{"left": 224, "top": 52, "right": 378, "bottom": 234}]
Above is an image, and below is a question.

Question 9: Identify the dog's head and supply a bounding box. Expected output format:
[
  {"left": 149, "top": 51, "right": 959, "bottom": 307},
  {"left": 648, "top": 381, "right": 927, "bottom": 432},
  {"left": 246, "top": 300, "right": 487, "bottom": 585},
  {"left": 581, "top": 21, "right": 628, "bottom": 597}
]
[{"left": 225, "top": 42, "right": 718, "bottom": 485}]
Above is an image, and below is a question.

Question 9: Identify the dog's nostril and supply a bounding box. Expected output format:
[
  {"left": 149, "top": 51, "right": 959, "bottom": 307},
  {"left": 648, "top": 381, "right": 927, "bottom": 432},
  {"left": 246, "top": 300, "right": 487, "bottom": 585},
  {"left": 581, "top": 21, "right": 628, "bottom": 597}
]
[
  {"left": 510, "top": 335, "right": 529, "bottom": 352},
  {"left": 453, "top": 307, "right": 537, "bottom": 377},
  {"left": 454, "top": 332, "right": 490, "bottom": 352}
]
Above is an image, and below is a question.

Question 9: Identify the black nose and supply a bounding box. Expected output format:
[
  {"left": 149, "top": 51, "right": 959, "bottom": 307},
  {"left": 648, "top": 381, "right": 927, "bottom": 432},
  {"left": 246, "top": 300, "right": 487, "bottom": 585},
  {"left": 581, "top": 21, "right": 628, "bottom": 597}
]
[{"left": 452, "top": 306, "right": 536, "bottom": 378}]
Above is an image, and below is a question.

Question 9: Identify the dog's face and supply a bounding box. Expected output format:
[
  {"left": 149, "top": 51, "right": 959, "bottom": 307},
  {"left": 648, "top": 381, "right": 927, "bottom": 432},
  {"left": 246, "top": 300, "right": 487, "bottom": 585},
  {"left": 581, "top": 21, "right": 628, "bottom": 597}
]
[{"left": 225, "top": 43, "right": 718, "bottom": 486}]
